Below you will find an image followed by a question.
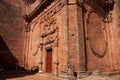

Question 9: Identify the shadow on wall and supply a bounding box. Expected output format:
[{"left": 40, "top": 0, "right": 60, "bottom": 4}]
[
  {"left": 0, "top": 36, "right": 36, "bottom": 80},
  {"left": 0, "top": 35, "right": 18, "bottom": 70}
]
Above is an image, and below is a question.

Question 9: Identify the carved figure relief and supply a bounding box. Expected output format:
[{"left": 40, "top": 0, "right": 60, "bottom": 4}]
[{"left": 87, "top": 11, "right": 107, "bottom": 58}]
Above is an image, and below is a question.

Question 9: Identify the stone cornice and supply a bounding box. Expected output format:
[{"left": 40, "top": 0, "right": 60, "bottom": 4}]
[{"left": 23, "top": 0, "right": 54, "bottom": 23}]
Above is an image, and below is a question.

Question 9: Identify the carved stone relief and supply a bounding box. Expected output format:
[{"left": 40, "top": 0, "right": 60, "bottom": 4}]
[
  {"left": 39, "top": 0, "right": 67, "bottom": 24},
  {"left": 40, "top": 17, "right": 58, "bottom": 45},
  {"left": 41, "top": 17, "right": 57, "bottom": 37},
  {"left": 87, "top": 11, "right": 107, "bottom": 58}
]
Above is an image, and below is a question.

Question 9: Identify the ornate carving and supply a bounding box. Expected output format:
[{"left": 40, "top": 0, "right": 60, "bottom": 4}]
[
  {"left": 41, "top": 17, "right": 57, "bottom": 37},
  {"left": 40, "top": 16, "right": 58, "bottom": 45},
  {"left": 87, "top": 11, "right": 107, "bottom": 58},
  {"left": 43, "top": 33, "right": 57, "bottom": 45},
  {"left": 41, "top": 29, "right": 56, "bottom": 37},
  {"left": 40, "top": 0, "right": 67, "bottom": 24},
  {"left": 45, "top": 35, "right": 54, "bottom": 44}
]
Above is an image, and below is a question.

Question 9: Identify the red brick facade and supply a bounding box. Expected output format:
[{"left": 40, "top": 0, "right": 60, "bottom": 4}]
[
  {"left": 22, "top": 0, "right": 120, "bottom": 76},
  {"left": 1, "top": 0, "right": 120, "bottom": 78}
]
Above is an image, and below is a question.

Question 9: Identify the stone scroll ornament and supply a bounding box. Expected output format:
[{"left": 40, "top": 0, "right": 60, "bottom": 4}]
[{"left": 87, "top": 11, "right": 107, "bottom": 58}]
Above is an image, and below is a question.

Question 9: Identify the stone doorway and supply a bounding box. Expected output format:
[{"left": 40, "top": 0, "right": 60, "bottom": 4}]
[{"left": 46, "top": 48, "right": 52, "bottom": 73}]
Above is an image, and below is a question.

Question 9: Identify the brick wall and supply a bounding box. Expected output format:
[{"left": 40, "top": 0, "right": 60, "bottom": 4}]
[
  {"left": 24, "top": 1, "right": 68, "bottom": 72},
  {"left": 84, "top": 0, "right": 120, "bottom": 71},
  {"left": 111, "top": 0, "right": 120, "bottom": 70},
  {"left": 0, "top": 0, "right": 25, "bottom": 70},
  {"left": 5, "top": 0, "right": 119, "bottom": 74}
]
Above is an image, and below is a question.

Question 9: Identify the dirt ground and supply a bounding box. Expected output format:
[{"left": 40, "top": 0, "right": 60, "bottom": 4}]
[
  {"left": 0, "top": 73, "right": 67, "bottom": 80},
  {"left": 0, "top": 73, "right": 120, "bottom": 80}
]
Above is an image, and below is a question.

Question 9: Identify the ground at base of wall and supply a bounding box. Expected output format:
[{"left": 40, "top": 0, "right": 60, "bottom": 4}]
[
  {"left": 79, "top": 75, "right": 120, "bottom": 80},
  {"left": 0, "top": 73, "right": 120, "bottom": 80}
]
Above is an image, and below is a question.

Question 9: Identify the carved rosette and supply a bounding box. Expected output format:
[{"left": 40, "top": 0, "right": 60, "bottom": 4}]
[{"left": 87, "top": 11, "right": 107, "bottom": 58}]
